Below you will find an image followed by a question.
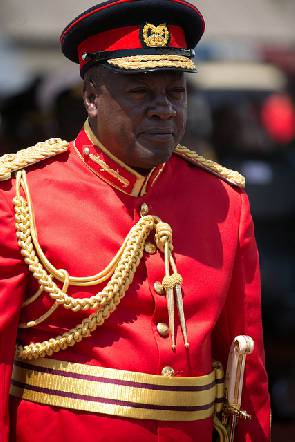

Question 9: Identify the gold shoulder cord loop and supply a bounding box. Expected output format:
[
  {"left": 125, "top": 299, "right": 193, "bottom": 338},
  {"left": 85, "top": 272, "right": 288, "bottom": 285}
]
[{"left": 15, "top": 170, "right": 187, "bottom": 360}]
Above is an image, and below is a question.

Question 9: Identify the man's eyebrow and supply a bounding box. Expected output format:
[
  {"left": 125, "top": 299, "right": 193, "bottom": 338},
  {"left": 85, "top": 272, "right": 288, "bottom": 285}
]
[{"left": 123, "top": 78, "right": 150, "bottom": 87}]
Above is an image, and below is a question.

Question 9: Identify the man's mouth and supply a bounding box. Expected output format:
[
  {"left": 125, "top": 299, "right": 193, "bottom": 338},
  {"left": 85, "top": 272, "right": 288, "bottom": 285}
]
[{"left": 139, "top": 129, "right": 174, "bottom": 142}]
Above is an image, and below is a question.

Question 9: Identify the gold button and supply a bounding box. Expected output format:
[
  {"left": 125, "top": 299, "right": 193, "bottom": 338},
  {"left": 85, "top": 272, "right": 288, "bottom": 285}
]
[
  {"left": 144, "top": 242, "right": 157, "bottom": 254},
  {"left": 156, "top": 322, "right": 169, "bottom": 337},
  {"left": 161, "top": 366, "right": 175, "bottom": 377},
  {"left": 140, "top": 203, "right": 149, "bottom": 216},
  {"left": 154, "top": 281, "right": 164, "bottom": 295},
  {"left": 83, "top": 147, "right": 90, "bottom": 156}
]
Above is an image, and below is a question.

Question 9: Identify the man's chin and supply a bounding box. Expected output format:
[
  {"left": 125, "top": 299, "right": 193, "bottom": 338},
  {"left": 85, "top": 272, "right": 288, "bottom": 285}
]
[{"left": 131, "top": 141, "right": 175, "bottom": 170}]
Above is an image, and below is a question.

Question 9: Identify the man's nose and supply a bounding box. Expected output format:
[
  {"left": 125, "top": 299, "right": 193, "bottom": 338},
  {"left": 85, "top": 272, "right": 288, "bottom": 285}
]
[{"left": 147, "top": 95, "right": 177, "bottom": 120}]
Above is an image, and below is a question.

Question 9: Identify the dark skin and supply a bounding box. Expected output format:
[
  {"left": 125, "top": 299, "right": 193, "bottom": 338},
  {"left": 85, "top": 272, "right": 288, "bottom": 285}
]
[{"left": 83, "top": 67, "right": 187, "bottom": 172}]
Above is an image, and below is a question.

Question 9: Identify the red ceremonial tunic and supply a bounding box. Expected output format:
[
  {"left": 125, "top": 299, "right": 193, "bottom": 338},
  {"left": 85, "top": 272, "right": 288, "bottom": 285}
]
[{"left": 0, "top": 125, "right": 270, "bottom": 441}]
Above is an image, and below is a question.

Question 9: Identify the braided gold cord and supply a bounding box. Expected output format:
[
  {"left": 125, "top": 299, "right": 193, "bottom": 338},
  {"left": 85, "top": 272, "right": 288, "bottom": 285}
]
[
  {"left": 155, "top": 222, "right": 173, "bottom": 252},
  {"left": 175, "top": 145, "right": 245, "bottom": 188},
  {"left": 13, "top": 169, "right": 185, "bottom": 360},
  {"left": 0, "top": 138, "right": 68, "bottom": 181},
  {"left": 14, "top": 180, "right": 155, "bottom": 311},
  {"left": 19, "top": 270, "right": 70, "bottom": 327},
  {"left": 17, "top": 298, "right": 117, "bottom": 359},
  {"left": 16, "top": 213, "right": 154, "bottom": 359},
  {"left": 18, "top": 303, "right": 58, "bottom": 329},
  {"left": 21, "top": 286, "right": 44, "bottom": 308},
  {"left": 19, "top": 170, "right": 127, "bottom": 287},
  {"left": 13, "top": 169, "right": 166, "bottom": 359}
]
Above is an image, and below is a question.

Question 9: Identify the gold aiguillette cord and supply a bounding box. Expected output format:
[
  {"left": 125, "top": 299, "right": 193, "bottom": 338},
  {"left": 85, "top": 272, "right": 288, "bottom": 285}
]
[{"left": 156, "top": 223, "right": 189, "bottom": 350}]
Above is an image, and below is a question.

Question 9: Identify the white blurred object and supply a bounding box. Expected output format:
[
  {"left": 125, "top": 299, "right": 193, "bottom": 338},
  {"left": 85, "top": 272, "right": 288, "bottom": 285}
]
[
  {"left": 37, "top": 69, "right": 82, "bottom": 112},
  {"left": 192, "top": 62, "right": 286, "bottom": 91},
  {"left": 1, "top": 0, "right": 295, "bottom": 44},
  {"left": 0, "top": 36, "right": 32, "bottom": 97},
  {"left": 241, "top": 161, "right": 273, "bottom": 185},
  {"left": 194, "top": 0, "right": 295, "bottom": 44},
  {"left": 0, "top": 0, "right": 96, "bottom": 40}
]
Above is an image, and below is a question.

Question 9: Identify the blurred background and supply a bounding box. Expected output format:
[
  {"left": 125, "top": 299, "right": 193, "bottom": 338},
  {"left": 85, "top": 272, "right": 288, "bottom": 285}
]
[{"left": 0, "top": 1, "right": 294, "bottom": 439}]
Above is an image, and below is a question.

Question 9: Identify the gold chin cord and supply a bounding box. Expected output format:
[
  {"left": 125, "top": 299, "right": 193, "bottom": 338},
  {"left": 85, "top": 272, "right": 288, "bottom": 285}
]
[
  {"left": 222, "top": 335, "right": 254, "bottom": 442},
  {"left": 14, "top": 169, "right": 188, "bottom": 360}
]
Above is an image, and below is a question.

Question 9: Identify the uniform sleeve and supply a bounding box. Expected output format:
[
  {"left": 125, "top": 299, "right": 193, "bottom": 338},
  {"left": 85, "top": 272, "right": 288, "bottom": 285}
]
[
  {"left": 0, "top": 186, "right": 27, "bottom": 442},
  {"left": 212, "top": 190, "right": 271, "bottom": 441}
]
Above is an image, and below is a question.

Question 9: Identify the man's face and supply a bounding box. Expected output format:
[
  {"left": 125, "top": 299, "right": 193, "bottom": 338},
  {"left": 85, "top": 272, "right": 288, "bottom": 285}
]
[{"left": 85, "top": 68, "right": 187, "bottom": 170}]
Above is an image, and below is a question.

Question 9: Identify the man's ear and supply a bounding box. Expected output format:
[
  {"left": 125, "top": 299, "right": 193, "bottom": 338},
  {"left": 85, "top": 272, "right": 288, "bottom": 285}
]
[{"left": 83, "top": 80, "right": 98, "bottom": 118}]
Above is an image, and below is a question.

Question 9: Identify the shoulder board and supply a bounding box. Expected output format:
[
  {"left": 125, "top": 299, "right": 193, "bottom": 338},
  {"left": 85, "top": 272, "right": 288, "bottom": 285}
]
[
  {"left": 175, "top": 145, "right": 245, "bottom": 188},
  {"left": 0, "top": 138, "right": 69, "bottom": 181}
]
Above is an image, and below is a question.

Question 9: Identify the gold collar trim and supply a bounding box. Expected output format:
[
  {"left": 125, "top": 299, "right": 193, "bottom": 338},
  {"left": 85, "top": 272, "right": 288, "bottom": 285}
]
[{"left": 73, "top": 121, "right": 165, "bottom": 197}]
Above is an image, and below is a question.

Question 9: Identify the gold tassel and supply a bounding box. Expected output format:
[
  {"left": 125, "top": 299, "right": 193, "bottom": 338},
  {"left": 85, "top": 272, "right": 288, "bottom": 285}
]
[
  {"left": 155, "top": 221, "right": 189, "bottom": 350},
  {"left": 162, "top": 272, "right": 188, "bottom": 350},
  {"left": 166, "top": 287, "right": 176, "bottom": 350},
  {"left": 175, "top": 284, "right": 189, "bottom": 348},
  {"left": 214, "top": 416, "right": 229, "bottom": 442}
]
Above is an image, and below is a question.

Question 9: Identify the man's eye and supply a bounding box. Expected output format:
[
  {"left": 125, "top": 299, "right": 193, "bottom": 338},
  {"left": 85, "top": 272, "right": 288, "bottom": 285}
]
[
  {"left": 128, "top": 88, "right": 148, "bottom": 95},
  {"left": 169, "top": 88, "right": 186, "bottom": 97}
]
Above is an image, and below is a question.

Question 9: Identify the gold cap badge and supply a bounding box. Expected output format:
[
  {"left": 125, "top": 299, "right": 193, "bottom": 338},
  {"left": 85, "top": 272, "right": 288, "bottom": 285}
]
[{"left": 142, "top": 23, "right": 170, "bottom": 47}]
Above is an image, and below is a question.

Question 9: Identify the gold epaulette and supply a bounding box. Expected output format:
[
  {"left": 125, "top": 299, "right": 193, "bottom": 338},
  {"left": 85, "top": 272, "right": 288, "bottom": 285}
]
[
  {"left": 0, "top": 138, "right": 69, "bottom": 181},
  {"left": 175, "top": 145, "right": 245, "bottom": 188}
]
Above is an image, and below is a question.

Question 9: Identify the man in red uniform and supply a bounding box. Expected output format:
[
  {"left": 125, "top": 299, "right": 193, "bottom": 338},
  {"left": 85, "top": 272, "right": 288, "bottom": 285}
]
[{"left": 0, "top": 1, "right": 270, "bottom": 441}]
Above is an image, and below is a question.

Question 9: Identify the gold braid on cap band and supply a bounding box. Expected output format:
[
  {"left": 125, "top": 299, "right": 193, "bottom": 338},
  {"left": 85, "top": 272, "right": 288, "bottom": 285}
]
[
  {"left": 14, "top": 169, "right": 188, "bottom": 360},
  {"left": 107, "top": 54, "right": 196, "bottom": 71}
]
